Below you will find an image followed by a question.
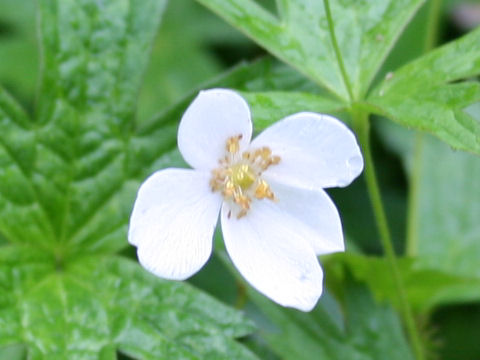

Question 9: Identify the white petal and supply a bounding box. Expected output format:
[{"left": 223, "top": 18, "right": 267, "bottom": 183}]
[
  {"left": 269, "top": 181, "right": 344, "bottom": 255},
  {"left": 178, "top": 88, "right": 252, "bottom": 170},
  {"left": 221, "top": 202, "right": 324, "bottom": 311},
  {"left": 251, "top": 112, "right": 363, "bottom": 189},
  {"left": 128, "top": 169, "right": 222, "bottom": 280}
]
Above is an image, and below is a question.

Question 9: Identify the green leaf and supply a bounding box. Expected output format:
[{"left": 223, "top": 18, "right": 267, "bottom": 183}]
[
  {"left": 0, "top": 1, "right": 264, "bottom": 357},
  {"left": 242, "top": 91, "right": 344, "bottom": 131},
  {"left": 368, "top": 27, "right": 480, "bottom": 154},
  {"left": 195, "top": 0, "right": 425, "bottom": 101},
  {"left": 1, "top": 0, "right": 172, "bottom": 254},
  {"left": 0, "top": 0, "right": 37, "bottom": 104},
  {"left": 325, "top": 253, "right": 480, "bottom": 313},
  {"left": 0, "top": 247, "right": 256, "bottom": 359}
]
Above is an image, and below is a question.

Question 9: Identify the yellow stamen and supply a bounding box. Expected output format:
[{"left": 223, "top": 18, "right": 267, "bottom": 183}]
[
  {"left": 255, "top": 180, "right": 275, "bottom": 200},
  {"left": 211, "top": 136, "right": 281, "bottom": 218},
  {"left": 226, "top": 134, "right": 242, "bottom": 154}
]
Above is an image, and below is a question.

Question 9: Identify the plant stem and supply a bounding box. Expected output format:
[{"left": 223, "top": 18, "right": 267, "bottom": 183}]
[
  {"left": 406, "top": 134, "right": 423, "bottom": 256},
  {"left": 353, "top": 108, "right": 425, "bottom": 360},
  {"left": 323, "top": 0, "right": 355, "bottom": 102},
  {"left": 424, "top": 0, "right": 442, "bottom": 52},
  {"left": 407, "top": 0, "right": 442, "bottom": 256}
]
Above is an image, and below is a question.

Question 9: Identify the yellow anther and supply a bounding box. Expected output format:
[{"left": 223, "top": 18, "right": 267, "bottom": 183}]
[
  {"left": 255, "top": 180, "right": 275, "bottom": 200},
  {"left": 226, "top": 134, "right": 242, "bottom": 154},
  {"left": 223, "top": 180, "right": 235, "bottom": 197},
  {"left": 270, "top": 155, "right": 281, "bottom": 165},
  {"left": 233, "top": 192, "right": 251, "bottom": 210},
  {"left": 260, "top": 147, "right": 272, "bottom": 159}
]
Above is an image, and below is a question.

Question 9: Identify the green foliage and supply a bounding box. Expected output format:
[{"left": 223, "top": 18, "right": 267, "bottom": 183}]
[
  {"left": 252, "top": 279, "right": 414, "bottom": 360},
  {"left": 0, "top": 0, "right": 257, "bottom": 358},
  {"left": 0, "top": 247, "right": 255, "bottom": 359},
  {"left": 325, "top": 253, "right": 480, "bottom": 313},
  {"left": 196, "top": 0, "right": 480, "bottom": 154},
  {"left": 1, "top": 0, "right": 480, "bottom": 358},
  {"left": 0, "top": 0, "right": 37, "bottom": 105},
  {"left": 368, "top": 27, "right": 480, "bottom": 154},
  {"left": 205, "top": 246, "right": 414, "bottom": 360},
  {"left": 195, "top": 0, "right": 426, "bottom": 101},
  {"left": 373, "top": 105, "right": 480, "bottom": 311}
]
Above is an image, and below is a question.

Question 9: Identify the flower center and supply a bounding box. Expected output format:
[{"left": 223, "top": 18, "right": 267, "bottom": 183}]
[
  {"left": 210, "top": 134, "right": 281, "bottom": 219},
  {"left": 230, "top": 163, "right": 256, "bottom": 190}
]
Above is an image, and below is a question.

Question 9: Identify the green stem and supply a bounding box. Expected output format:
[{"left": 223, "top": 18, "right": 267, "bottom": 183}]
[
  {"left": 424, "top": 0, "right": 442, "bottom": 52},
  {"left": 353, "top": 108, "right": 425, "bottom": 360},
  {"left": 407, "top": 0, "right": 442, "bottom": 256},
  {"left": 406, "top": 134, "right": 423, "bottom": 256},
  {"left": 323, "top": 0, "right": 354, "bottom": 102}
]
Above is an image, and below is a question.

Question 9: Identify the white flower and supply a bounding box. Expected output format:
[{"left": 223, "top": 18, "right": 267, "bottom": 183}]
[{"left": 128, "top": 88, "right": 363, "bottom": 311}]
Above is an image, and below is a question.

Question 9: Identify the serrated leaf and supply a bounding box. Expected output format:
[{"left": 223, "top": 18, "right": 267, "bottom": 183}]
[
  {"left": 0, "top": 1, "right": 264, "bottom": 358},
  {"left": 369, "top": 27, "right": 480, "bottom": 154},
  {"left": 0, "top": 0, "right": 170, "bottom": 253},
  {"left": 0, "top": 247, "right": 256, "bottom": 359},
  {"left": 195, "top": 0, "right": 425, "bottom": 101}
]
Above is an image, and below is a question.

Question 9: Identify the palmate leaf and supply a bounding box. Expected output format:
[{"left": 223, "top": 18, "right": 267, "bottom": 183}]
[
  {"left": 196, "top": 0, "right": 480, "bottom": 154},
  {"left": 0, "top": 0, "right": 261, "bottom": 358},
  {"left": 368, "top": 27, "right": 480, "bottom": 154},
  {"left": 194, "top": 0, "right": 425, "bottom": 101},
  {"left": 0, "top": 247, "right": 255, "bottom": 359}
]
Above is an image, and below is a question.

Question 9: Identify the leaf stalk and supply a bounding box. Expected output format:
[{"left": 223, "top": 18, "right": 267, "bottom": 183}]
[{"left": 352, "top": 107, "right": 425, "bottom": 360}]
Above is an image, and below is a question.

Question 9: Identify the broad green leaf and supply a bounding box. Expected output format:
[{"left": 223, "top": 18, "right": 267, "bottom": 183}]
[
  {"left": 369, "top": 27, "right": 480, "bottom": 154},
  {"left": 195, "top": 0, "right": 425, "bottom": 100},
  {"left": 0, "top": 0, "right": 37, "bottom": 104},
  {"left": 325, "top": 253, "right": 480, "bottom": 313},
  {"left": 0, "top": 1, "right": 263, "bottom": 358},
  {"left": 0, "top": 247, "right": 256, "bottom": 359}
]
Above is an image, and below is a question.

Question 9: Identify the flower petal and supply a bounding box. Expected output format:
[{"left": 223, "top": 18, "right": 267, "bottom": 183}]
[
  {"left": 269, "top": 180, "right": 344, "bottom": 255},
  {"left": 178, "top": 88, "right": 252, "bottom": 170},
  {"left": 251, "top": 112, "right": 363, "bottom": 189},
  {"left": 128, "top": 168, "right": 222, "bottom": 280},
  {"left": 221, "top": 202, "right": 324, "bottom": 311}
]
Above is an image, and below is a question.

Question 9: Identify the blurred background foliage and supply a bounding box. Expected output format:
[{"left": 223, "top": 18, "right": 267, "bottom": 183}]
[{"left": 0, "top": 0, "right": 479, "bottom": 359}]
